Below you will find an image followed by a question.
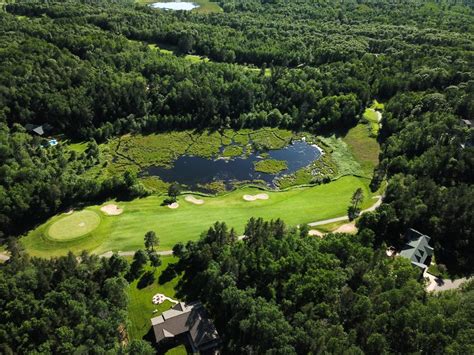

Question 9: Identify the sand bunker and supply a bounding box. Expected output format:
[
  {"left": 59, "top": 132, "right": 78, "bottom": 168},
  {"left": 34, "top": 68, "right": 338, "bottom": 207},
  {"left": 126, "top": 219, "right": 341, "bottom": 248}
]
[
  {"left": 243, "top": 193, "right": 269, "bottom": 201},
  {"left": 65, "top": 209, "right": 74, "bottom": 215},
  {"left": 185, "top": 195, "right": 204, "bottom": 205},
  {"left": 308, "top": 230, "right": 324, "bottom": 237},
  {"left": 168, "top": 202, "right": 179, "bottom": 209},
  {"left": 334, "top": 223, "right": 357, "bottom": 234},
  {"left": 100, "top": 204, "right": 123, "bottom": 216}
]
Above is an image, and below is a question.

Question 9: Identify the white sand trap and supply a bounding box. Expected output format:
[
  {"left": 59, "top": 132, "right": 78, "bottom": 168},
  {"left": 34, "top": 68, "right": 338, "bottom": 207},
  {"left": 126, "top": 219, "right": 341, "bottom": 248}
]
[
  {"left": 308, "top": 230, "right": 324, "bottom": 237},
  {"left": 185, "top": 195, "right": 204, "bottom": 205},
  {"left": 65, "top": 209, "right": 74, "bottom": 215},
  {"left": 100, "top": 204, "right": 123, "bottom": 216},
  {"left": 78, "top": 222, "right": 85, "bottom": 227},
  {"left": 243, "top": 193, "right": 269, "bottom": 201},
  {"left": 168, "top": 202, "right": 179, "bottom": 209}
]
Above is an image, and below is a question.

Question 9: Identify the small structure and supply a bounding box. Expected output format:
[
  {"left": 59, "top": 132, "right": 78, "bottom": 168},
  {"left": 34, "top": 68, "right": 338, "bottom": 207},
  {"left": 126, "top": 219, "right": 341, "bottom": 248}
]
[
  {"left": 400, "top": 228, "right": 434, "bottom": 270},
  {"left": 151, "top": 301, "right": 220, "bottom": 353},
  {"left": 25, "top": 123, "right": 53, "bottom": 136},
  {"left": 460, "top": 119, "right": 473, "bottom": 129}
]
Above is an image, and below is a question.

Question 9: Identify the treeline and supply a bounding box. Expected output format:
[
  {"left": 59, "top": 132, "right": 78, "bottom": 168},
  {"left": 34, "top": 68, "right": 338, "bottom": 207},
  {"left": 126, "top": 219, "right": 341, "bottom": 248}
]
[
  {"left": 172, "top": 218, "right": 474, "bottom": 353},
  {"left": 359, "top": 87, "right": 474, "bottom": 273},
  {"left": 0, "top": 120, "right": 146, "bottom": 240},
  {"left": 0, "top": 247, "right": 153, "bottom": 353}
]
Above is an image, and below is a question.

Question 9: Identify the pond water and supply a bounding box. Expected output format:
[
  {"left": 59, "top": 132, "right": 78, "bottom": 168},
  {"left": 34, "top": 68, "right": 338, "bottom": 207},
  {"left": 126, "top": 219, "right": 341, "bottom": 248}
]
[
  {"left": 144, "top": 141, "right": 321, "bottom": 189},
  {"left": 149, "top": 2, "right": 199, "bottom": 10}
]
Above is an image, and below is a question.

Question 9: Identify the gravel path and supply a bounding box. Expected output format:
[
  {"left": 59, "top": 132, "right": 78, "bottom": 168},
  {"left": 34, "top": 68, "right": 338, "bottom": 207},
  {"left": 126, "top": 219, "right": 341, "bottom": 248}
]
[{"left": 425, "top": 271, "right": 472, "bottom": 292}]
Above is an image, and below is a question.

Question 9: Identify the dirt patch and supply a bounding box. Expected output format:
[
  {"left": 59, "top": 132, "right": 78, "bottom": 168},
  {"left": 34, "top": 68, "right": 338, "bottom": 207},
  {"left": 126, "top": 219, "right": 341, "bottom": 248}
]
[
  {"left": 100, "top": 204, "right": 123, "bottom": 216},
  {"left": 243, "top": 193, "right": 269, "bottom": 201},
  {"left": 333, "top": 223, "right": 357, "bottom": 234},
  {"left": 185, "top": 195, "right": 204, "bottom": 205},
  {"left": 308, "top": 230, "right": 324, "bottom": 237},
  {"left": 168, "top": 202, "right": 179, "bottom": 209}
]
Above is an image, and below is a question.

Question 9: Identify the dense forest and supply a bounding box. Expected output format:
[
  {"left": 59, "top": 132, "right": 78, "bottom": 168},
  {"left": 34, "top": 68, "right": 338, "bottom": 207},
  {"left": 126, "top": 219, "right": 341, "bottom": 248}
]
[
  {"left": 173, "top": 218, "right": 474, "bottom": 353},
  {"left": 0, "top": 245, "right": 153, "bottom": 353}
]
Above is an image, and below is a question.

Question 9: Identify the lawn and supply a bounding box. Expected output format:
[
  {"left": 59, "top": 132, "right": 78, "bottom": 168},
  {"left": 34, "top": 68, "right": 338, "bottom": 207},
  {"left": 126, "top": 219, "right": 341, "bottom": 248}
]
[
  {"left": 47, "top": 210, "right": 101, "bottom": 241},
  {"left": 127, "top": 256, "right": 180, "bottom": 340},
  {"left": 22, "top": 176, "right": 374, "bottom": 257}
]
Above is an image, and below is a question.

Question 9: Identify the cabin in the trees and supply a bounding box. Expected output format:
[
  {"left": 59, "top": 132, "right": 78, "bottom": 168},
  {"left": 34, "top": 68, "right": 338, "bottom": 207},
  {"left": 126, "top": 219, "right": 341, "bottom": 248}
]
[
  {"left": 25, "top": 123, "right": 53, "bottom": 136},
  {"left": 400, "top": 229, "right": 434, "bottom": 270},
  {"left": 151, "top": 301, "right": 220, "bottom": 353}
]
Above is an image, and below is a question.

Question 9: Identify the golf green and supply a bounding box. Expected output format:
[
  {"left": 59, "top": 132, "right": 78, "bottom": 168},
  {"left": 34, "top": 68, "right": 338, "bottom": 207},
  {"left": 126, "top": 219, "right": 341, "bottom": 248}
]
[
  {"left": 22, "top": 176, "right": 373, "bottom": 257},
  {"left": 47, "top": 210, "right": 101, "bottom": 241}
]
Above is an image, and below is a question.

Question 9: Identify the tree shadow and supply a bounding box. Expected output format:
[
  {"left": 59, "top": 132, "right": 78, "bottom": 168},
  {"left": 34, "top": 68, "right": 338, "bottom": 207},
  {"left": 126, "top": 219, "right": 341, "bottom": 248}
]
[
  {"left": 137, "top": 270, "right": 155, "bottom": 289},
  {"left": 159, "top": 263, "right": 178, "bottom": 285}
]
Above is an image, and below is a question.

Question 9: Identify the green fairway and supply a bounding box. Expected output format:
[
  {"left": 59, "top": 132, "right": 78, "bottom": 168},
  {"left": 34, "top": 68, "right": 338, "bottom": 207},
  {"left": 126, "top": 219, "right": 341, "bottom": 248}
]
[
  {"left": 22, "top": 176, "right": 373, "bottom": 257},
  {"left": 127, "top": 256, "right": 180, "bottom": 340},
  {"left": 47, "top": 210, "right": 101, "bottom": 241}
]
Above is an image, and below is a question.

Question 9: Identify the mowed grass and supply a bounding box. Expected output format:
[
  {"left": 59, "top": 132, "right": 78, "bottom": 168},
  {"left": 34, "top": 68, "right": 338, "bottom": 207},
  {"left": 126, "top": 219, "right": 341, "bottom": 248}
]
[
  {"left": 127, "top": 256, "right": 180, "bottom": 340},
  {"left": 22, "top": 176, "right": 373, "bottom": 257},
  {"left": 47, "top": 210, "right": 101, "bottom": 241}
]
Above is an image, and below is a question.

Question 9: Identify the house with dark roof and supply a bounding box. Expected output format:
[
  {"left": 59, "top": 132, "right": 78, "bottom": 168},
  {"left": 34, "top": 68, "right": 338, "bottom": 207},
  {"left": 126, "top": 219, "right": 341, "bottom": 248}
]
[
  {"left": 400, "top": 228, "right": 434, "bottom": 270},
  {"left": 151, "top": 301, "right": 220, "bottom": 353},
  {"left": 25, "top": 123, "right": 53, "bottom": 136}
]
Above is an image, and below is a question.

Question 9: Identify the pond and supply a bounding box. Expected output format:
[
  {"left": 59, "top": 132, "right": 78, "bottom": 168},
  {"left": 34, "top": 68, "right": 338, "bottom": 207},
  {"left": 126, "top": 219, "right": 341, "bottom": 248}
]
[
  {"left": 144, "top": 140, "right": 322, "bottom": 190},
  {"left": 149, "top": 2, "right": 199, "bottom": 10}
]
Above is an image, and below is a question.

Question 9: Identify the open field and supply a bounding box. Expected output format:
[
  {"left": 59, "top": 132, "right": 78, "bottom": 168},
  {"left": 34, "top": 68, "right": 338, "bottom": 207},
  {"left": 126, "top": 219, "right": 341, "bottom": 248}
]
[
  {"left": 342, "top": 124, "right": 380, "bottom": 177},
  {"left": 127, "top": 256, "right": 180, "bottom": 340},
  {"left": 22, "top": 176, "right": 373, "bottom": 257}
]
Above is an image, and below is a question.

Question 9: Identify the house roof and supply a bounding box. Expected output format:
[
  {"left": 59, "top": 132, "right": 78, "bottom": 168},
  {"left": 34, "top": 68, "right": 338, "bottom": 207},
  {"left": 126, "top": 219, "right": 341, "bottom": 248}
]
[
  {"left": 151, "top": 301, "right": 219, "bottom": 349},
  {"left": 400, "top": 229, "right": 434, "bottom": 269}
]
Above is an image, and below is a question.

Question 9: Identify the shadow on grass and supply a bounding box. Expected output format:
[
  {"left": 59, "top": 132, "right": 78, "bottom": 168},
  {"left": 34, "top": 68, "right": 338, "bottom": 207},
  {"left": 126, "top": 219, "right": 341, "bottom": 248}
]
[{"left": 137, "top": 270, "right": 156, "bottom": 289}]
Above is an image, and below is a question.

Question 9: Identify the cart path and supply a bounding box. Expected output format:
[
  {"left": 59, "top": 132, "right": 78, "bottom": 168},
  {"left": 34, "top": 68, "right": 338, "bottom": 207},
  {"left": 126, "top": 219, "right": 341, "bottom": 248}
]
[{"left": 308, "top": 195, "right": 382, "bottom": 227}]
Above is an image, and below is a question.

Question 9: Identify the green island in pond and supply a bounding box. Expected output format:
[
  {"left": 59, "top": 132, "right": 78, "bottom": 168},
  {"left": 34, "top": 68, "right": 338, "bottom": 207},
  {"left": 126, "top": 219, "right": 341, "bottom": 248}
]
[{"left": 254, "top": 159, "right": 288, "bottom": 174}]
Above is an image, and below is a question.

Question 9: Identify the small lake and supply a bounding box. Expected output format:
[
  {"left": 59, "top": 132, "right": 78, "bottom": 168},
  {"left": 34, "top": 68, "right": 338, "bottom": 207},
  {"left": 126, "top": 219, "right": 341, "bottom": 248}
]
[
  {"left": 149, "top": 2, "right": 199, "bottom": 10},
  {"left": 144, "top": 141, "right": 321, "bottom": 190}
]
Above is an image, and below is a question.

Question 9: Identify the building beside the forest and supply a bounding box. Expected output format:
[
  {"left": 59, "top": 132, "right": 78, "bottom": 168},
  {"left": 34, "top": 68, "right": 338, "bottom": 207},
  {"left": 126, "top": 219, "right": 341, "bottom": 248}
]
[
  {"left": 151, "top": 301, "right": 220, "bottom": 353},
  {"left": 400, "top": 228, "right": 434, "bottom": 270},
  {"left": 25, "top": 123, "right": 53, "bottom": 136}
]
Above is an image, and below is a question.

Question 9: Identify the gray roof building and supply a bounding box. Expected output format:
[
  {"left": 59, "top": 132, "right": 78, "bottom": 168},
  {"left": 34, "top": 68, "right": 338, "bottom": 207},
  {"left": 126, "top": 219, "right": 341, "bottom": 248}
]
[
  {"left": 400, "top": 228, "right": 434, "bottom": 269},
  {"left": 151, "top": 301, "right": 220, "bottom": 353}
]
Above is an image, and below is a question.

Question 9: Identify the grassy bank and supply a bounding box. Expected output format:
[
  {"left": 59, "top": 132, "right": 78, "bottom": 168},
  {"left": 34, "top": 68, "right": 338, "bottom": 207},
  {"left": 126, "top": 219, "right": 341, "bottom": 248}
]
[{"left": 22, "top": 176, "right": 373, "bottom": 257}]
